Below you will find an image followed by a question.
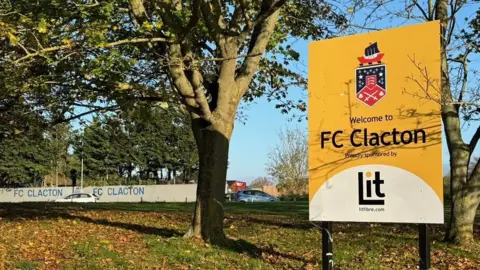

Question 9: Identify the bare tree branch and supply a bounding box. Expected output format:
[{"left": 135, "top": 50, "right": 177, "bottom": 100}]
[
  {"left": 413, "top": 0, "right": 430, "bottom": 20},
  {"left": 238, "top": 0, "right": 253, "bottom": 29},
  {"left": 53, "top": 105, "right": 120, "bottom": 125},
  {"left": 446, "top": 0, "right": 462, "bottom": 46},
  {"left": 470, "top": 125, "right": 480, "bottom": 154},
  {"left": 74, "top": 0, "right": 100, "bottom": 8},
  {"left": 235, "top": 4, "right": 281, "bottom": 97},
  {"left": 167, "top": 44, "right": 204, "bottom": 118},
  {"left": 181, "top": 0, "right": 201, "bottom": 39},
  {"left": 129, "top": 0, "right": 149, "bottom": 21},
  {"left": 237, "top": 0, "right": 285, "bottom": 43},
  {"left": 200, "top": 2, "right": 224, "bottom": 41},
  {"left": 456, "top": 50, "right": 470, "bottom": 112},
  {"left": 229, "top": 2, "right": 244, "bottom": 31},
  {"left": 13, "top": 37, "right": 173, "bottom": 63}
]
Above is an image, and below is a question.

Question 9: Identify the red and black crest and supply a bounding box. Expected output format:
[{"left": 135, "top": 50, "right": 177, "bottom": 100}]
[{"left": 355, "top": 42, "right": 386, "bottom": 107}]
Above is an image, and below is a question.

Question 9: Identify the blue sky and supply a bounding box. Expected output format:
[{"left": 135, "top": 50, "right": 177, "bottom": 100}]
[
  {"left": 227, "top": 90, "right": 307, "bottom": 183},
  {"left": 227, "top": 2, "right": 480, "bottom": 183},
  {"left": 70, "top": 2, "right": 480, "bottom": 184}
]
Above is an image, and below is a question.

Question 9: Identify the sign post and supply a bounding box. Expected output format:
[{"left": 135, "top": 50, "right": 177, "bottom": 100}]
[
  {"left": 419, "top": 224, "right": 431, "bottom": 269},
  {"left": 70, "top": 169, "right": 77, "bottom": 195},
  {"left": 308, "top": 21, "right": 442, "bottom": 269},
  {"left": 321, "top": 221, "right": 333, "bottom": 270}
]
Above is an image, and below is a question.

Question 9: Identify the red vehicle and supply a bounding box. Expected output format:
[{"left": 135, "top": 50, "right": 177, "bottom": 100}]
[{"left": 226, "top": 180, "right": 247, "bottom": 193}]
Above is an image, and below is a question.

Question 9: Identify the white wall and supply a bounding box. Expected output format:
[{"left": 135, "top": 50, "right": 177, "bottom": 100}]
[{"left": 0, "top": 184, "right": 198, "bottom": 203}]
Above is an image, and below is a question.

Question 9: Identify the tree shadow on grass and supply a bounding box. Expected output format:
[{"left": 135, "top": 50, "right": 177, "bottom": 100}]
[
  {"left": 238, "top": 216, "right": 313, "bottom": 230},
  {"left": 220, "top": 238, "right": 318, "bottom": 266},
  {"left": 64, "top": 214, "right": 183, "bottom": 238},
  {"left": 0, "top": 202, "right": 69, "bottom": 219},
  {"left": 0, "top": 202, "right": 182, "bottom": 238},
  {"left": 71, "top": 212, "right": 317, "bottom": 266}
]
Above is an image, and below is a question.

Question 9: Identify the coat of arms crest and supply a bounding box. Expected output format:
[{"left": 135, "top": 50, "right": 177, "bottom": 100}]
[{"left": 355, "top": 42, "right": 387, "bottom": 107}]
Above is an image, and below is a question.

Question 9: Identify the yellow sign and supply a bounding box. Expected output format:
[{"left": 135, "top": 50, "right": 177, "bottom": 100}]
[{"left": 308, "top": 21, "right": 443, "bottom": 223}]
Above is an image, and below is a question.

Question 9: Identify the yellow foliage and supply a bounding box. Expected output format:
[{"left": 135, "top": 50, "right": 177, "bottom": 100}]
[
  {"left": 142, "top": 21, "right": 154, "bottom": 31},
  {"left": 7, "top": 32, "right": 18, "bottom": 45},
  {"left": 117, "top": 82, "right": 132, "bottom": 90},
  {"left": 61, "top": 38, "right": 74, "bottom": 46},
  {"left": 38, "top": 26, "right": 47, "bottom": 33}
]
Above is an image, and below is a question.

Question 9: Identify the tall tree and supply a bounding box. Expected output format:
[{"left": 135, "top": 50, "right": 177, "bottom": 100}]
[
  {"left": 266, "top": 126, "right": 307, "bottom": 195},
  {"left": 71, "top": 105, "right": 198, "bottom": 184},
  {"left": 349, "top": 0, "right": 480, "bottom": 246},
  {"left": 2, "top": 1, "right": 347, "bottom": 243},
  {"left": 249, "top": 176, "right": 274, "bottom": 189},
  {"left": 46, "top": 123, "right": 71, "bottom": 185},
  {"left": 0, "top": 125, "right": 55, "bottom": 187}
]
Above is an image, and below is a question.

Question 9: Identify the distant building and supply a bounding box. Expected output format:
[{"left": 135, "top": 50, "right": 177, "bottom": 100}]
[
  {"left": 262, "top": 185, "right": 279, "bottom": 197},
  {"left": 226, "top": 180, "right": 247, "bottom": 193}
]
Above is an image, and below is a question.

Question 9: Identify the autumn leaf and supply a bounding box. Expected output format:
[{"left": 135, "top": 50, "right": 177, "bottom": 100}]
[
  {"left": 159, "top": 102, "right": 169, "bottom": 109},
  {"left": 142, "top": 21, "right": 154, "bottom": 31},
  {"left": 117, "top": 82, "right": 132, "bottom": 90},
  {"left": 38, "top": 18, "right": 48, "bottom": 33},
  {"left": 7, "top": 32, "right": 18, "bottom": 45},
  {"left": 61, "top": 38, "right": 75, "bottom": 46}
]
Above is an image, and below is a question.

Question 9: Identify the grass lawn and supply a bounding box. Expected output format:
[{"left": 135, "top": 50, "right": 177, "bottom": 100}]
[{"left": 0, "top": 202, "right": 479, "bottom": 269}]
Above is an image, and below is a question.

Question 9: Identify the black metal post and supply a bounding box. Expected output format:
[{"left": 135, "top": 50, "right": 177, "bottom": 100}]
[
  {"left": 419, "top": 224, "right": 431, "bottom": 270},
  {"left": 322, "top": 221, "right": 333, "bottom": 270},
  {"left": 70, "top": 169, "right": 77, "bottom": 195}
]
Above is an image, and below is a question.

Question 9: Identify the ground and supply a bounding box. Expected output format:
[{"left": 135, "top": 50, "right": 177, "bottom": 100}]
[{"left": 0, "top": 202, "right": 479, "bottom": 270}]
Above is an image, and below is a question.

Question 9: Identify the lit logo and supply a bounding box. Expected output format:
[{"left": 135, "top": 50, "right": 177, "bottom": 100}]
[{"left": 358, "top": 171, "right": 385, "bottom": 205}]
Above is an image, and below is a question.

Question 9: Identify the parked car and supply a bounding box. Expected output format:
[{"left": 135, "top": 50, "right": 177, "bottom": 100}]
[
  {"left": 234, "top": 190, "right": 279, "bottom": 202},
  {"left": 54, "top": 193, "right": 99, "bottom": 203}
]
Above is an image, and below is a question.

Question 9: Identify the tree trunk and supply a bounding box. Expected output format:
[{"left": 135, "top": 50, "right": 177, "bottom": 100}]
[
  {"left": 436, "top": 0, "right": 480, "bottom": 245},
  {"left": 442, "top": 105, "right": 480, "bottom": 244},
  {"left": 184, "top": 119, "right": 231, "bottom": 245},
  {"left": 447, "top": 186, "right": 480, "bottom": 244},
  {"left": 183, "top": 166, "right": 187, "bottom": 183},
  {"left": 445, "top": 145, "right": 480, "bottom": 244},
  {"left": 173, "top": 169, "right": 177, "bottom": 184}
]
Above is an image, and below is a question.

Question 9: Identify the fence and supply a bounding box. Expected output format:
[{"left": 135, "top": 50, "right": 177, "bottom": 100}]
[{"left": 0, "top": 184, "right": 198, "bottom": 203}]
